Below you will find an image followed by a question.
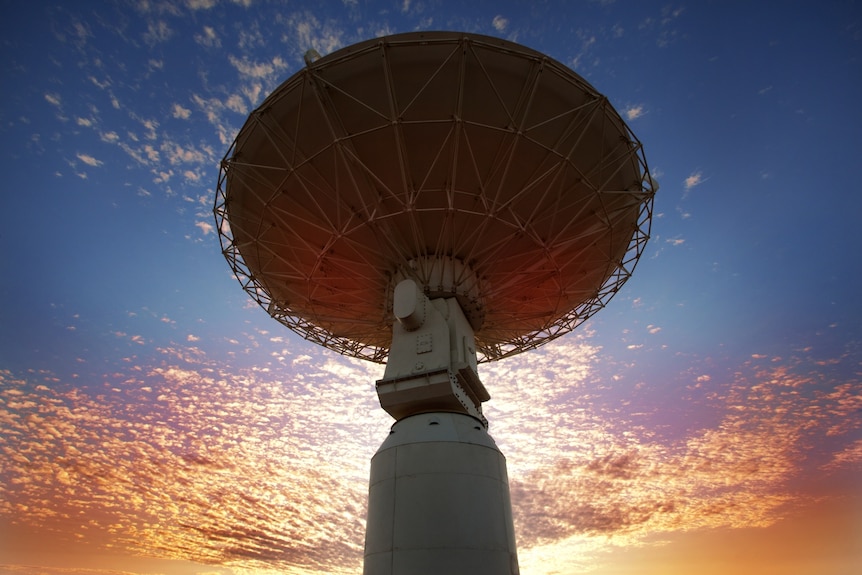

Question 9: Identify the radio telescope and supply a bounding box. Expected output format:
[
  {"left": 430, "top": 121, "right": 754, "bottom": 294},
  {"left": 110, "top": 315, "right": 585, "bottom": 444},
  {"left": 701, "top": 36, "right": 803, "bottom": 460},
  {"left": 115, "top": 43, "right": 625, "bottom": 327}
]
[{"left": 215, "top": 31, "right": 655, "bottom": 575}]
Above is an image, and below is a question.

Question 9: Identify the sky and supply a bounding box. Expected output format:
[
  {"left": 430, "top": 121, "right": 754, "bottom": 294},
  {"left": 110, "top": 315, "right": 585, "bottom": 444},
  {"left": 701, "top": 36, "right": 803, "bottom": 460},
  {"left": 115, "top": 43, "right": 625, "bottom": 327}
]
[{"left": 1, "top": 1, "right": 861, "bottom": 574}]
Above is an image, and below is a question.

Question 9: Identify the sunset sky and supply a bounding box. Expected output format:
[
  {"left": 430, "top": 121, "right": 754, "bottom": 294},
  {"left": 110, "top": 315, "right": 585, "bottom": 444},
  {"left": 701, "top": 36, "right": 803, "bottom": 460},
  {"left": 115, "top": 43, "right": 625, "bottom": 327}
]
[{"left": 1, "top": 1, "right": 861, "bottom": 575}]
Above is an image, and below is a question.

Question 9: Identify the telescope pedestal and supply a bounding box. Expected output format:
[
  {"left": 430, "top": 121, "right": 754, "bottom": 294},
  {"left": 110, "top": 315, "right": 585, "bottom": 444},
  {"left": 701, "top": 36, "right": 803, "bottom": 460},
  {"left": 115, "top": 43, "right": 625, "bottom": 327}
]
[{"left": 363, "top": 411, "right": 519, "bottom": 575}]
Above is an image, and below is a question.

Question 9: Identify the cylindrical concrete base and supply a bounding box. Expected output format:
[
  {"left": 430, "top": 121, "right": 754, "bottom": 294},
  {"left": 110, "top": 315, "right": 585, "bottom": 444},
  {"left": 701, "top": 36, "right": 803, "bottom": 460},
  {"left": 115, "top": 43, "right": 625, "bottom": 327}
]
[{"left": 363, "top": 412, "right": 519, "bottom": 575}]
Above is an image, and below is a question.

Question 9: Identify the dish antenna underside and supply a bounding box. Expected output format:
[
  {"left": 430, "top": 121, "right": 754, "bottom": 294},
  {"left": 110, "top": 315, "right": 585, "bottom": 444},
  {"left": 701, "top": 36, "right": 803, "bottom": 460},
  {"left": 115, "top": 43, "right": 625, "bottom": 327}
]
[{"left": 215, "top": 31, "right": 655, "bottom": 363}]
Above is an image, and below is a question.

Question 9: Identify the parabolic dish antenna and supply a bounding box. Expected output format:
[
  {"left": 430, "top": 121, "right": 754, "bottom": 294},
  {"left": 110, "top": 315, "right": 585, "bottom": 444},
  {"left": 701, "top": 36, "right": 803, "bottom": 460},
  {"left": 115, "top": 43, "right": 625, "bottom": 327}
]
[
  {"left": 215, "top": 31, "right": 655, "bottom": 364},
  {"left": 215, "top": 31, "right": 658, "bottom": 574}
]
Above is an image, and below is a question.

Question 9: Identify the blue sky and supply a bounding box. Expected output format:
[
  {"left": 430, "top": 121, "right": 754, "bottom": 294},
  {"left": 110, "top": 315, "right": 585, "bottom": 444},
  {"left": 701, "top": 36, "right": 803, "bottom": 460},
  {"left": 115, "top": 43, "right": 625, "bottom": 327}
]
[{"left": 1, "top": 2, "right": 860, "bottom": 574}]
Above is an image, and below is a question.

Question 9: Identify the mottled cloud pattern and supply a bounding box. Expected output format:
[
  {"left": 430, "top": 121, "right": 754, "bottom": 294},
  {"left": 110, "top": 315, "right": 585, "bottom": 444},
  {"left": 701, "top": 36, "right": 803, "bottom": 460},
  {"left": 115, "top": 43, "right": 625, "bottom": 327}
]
[
  {"left": 0, "top": 345, "right": 385, "bottom": 574},
  {"left": 1, "top": 333, "right": 858, "bottom": 574}
]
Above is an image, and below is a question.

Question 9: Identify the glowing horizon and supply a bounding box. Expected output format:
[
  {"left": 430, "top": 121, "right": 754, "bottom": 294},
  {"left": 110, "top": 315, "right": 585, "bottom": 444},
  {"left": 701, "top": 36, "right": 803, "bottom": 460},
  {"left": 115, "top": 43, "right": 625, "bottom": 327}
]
[{"left": 2, "top": 325, "right": 860, "bottom": 574}]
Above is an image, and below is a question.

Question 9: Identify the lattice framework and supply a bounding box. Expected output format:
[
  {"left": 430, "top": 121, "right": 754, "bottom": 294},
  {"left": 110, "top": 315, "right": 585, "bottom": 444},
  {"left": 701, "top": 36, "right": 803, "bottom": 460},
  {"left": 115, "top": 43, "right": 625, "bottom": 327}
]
[{"left": 214, "top": 32, "right": 656, "bottom": 363}]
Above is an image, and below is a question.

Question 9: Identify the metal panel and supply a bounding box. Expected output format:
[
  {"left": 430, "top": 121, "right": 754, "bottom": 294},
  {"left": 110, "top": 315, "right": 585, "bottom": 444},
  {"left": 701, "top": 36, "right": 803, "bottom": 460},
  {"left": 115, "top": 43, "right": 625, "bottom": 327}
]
[
  {"left": 364, "top": 412, "right": 519, "bottom": 575},
  {"left": 215, "top": 31, "right": 656, "bottom": 363}
]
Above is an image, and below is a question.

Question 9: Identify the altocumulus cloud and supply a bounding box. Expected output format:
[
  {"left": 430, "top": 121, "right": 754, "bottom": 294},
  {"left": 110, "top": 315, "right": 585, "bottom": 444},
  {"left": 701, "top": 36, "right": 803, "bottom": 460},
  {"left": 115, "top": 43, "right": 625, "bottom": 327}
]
[
  {"left": 684, "top": 170, "right": 704, "bottom": 190},
  {"left": 0, "top": 345, "right": 385, "bottom": 574},
  {"left": 172, "top": 103, "right": 192, "bottom": 119},
  {"left": 194, "top": 25, "right": 221, "bottom": 48},
  {"left": 44, "top": 92, "right": 61, "bottom": 107},
  {"left": 0, "top": 331, "right": 858, "bottom": 574},
  {"left": 76, "top": 152, "right": 102, "bottom": 167},
  {"left": 625, "top": 104, "right": 645, "bottom": 120}
]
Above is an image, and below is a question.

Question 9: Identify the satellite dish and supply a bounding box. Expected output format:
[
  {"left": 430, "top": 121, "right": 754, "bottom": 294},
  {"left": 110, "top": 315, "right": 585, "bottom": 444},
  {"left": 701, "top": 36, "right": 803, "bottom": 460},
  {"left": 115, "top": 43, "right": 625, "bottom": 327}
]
[
  {"left": 214, "top": 31, "right": 656, "bottom": 575},
  {"left": 215, "top": 31, "right": 655, "bottom": 365}
]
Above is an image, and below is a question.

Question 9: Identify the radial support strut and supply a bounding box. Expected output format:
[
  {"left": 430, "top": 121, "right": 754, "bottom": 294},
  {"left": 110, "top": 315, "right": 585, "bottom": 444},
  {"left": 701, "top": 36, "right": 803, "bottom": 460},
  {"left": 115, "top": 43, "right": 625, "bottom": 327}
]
[{"left": 364, "top": 279, "right": 519, "bottom": 575}]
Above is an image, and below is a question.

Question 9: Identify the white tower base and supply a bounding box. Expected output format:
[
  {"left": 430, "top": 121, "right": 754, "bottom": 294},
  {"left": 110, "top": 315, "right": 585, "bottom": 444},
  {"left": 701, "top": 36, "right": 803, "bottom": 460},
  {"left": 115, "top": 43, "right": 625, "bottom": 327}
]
[{"left": 363, "top": 412, "right": 519, "bottom": 575}]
